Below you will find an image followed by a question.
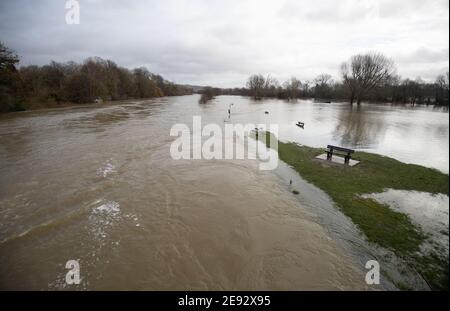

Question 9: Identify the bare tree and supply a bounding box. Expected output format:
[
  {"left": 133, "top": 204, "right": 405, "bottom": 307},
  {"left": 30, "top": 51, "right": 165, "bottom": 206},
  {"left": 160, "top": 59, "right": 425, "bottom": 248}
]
[
  {"left": 301, "top": 80, "right": 311, "bottom": 97},
  {"left": 0, "top": 42, "right": 21, "bottom": 112},
  {"left": 436, "top": 72, "right": 449, "bottom": 92},
  {"left": 199, "top": 87, "right": 216, "bottom": 104},
  {"left": 246, "top": 74, "right": 266, "bottom": 99},
  {"left": 314, "top": 74, "right": 333, "bottom": 87},
  {"left": 0, "top": 42, "right": 19, "bottom": 71},
  {"left": 341, "top": 52, "right": 396, "bottom": 105},
  {"left": 435, "top": 72, "right": 449, "bottom": 105},
  {"left": 283, "top": 77, "right": 302, "bottom": 99},
  {"left": 263, "top": 74, "right": 280, "bottom": 97},
  {"left": 313, "top": 74, "right": 333, "bottom": 99}
]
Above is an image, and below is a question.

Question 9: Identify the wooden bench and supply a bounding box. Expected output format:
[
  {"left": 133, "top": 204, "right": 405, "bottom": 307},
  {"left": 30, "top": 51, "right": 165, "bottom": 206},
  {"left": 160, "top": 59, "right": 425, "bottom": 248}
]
[{"left": 326, "top": 145, "right": 355, "bottom": 165}]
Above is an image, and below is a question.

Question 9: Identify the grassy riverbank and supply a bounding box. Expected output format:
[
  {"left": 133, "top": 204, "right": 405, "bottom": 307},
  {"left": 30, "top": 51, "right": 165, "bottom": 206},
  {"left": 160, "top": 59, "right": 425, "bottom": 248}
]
[{"left": 261, "top": 132, "right": 449, "bottom": 290}]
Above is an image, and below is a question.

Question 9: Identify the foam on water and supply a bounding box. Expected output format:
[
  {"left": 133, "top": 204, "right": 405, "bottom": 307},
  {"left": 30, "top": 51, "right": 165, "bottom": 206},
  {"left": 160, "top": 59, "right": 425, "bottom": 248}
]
[
  {"left": 89, "top": 201, "right": 121, "bottom": 241},
  {"left": 97, "top": 159, "right": 116, "bottom": 178},
  {"left": 93, "top": 201, "right": 121, "bottom": 216}
]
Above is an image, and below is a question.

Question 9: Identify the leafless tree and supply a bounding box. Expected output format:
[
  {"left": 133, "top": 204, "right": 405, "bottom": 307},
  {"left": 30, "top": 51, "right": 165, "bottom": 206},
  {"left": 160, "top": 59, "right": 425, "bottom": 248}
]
[
  {"left": 435, "top": 72, "right": 449, "bottom": 105},
  {"left": 301, "top": 80, "right": 311, "bottom": 97},
  {"left": 313, "top": 74, "right": 333, "bottom": 99},
  {"left": 263, "top": 74, "right": 280, "bottom": 97},
  {"left": 283, "top": 77, "right": 302, "bottom": 99},
  {"left": 264, "top": 74, "right": 278, "bottom": 89},
  {"left": 246, "top": 74, "right": 266, "bottom": 99},
  {"left": 314, "top": 74, "right": 333, "bottom": 87},
  {"left": 436, "top": 72, "right": 449, "bottom": 92},
  {"left": 341, "top": 52, "right": 396, "bottom": 105},
  {"left": 0, "top": 42, "right": 19, "bottom": 70}
]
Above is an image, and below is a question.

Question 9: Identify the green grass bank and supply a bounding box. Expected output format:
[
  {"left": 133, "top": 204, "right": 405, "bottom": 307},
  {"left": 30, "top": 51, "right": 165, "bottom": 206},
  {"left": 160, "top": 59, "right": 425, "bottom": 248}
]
[{"left": 261, "top": 132, "right": 449, "bottom": 290}]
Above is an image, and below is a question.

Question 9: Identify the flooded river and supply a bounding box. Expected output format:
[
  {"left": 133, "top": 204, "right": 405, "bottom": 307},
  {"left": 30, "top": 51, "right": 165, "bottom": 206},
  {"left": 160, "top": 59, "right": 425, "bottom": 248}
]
[{"left": 0, "top": 95, "right": 448, "bottom": 290}]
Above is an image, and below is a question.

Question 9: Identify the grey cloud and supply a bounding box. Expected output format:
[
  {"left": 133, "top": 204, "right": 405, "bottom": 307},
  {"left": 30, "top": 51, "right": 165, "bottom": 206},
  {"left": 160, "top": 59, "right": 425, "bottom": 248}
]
[
  {"left": 398, "top": 48, "right": 449, "bottom": 64},
  {"left": 0, "top": 0, "right": 448, "bottom": 87}
]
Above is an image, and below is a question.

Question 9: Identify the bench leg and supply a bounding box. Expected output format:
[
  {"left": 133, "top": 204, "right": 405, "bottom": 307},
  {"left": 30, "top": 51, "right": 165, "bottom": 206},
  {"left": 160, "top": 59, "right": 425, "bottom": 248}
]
[
  {"left": 345, "top": 156, "right": 350, "bottom": 164},
  {"left": 327, "top": 151, "right": 332, "bottom": 160}
]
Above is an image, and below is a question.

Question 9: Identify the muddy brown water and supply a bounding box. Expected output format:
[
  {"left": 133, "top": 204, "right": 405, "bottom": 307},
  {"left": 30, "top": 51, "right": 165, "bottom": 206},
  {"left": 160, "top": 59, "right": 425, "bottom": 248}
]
[{"left": 0, "top": 95, "right": 448, "bottom": 290}]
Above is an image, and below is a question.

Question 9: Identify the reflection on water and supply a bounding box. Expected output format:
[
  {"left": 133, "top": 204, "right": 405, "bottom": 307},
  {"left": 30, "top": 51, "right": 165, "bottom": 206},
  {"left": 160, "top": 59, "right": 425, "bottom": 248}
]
[
  {"left": 210, "top": 97, "right": 448, "bottom": 173},
  {"left": 0, "top": 95, "right": 448, "bottom": 290},
  {"left": 333, "top": 105, "right": 388, "bottom": 149}
]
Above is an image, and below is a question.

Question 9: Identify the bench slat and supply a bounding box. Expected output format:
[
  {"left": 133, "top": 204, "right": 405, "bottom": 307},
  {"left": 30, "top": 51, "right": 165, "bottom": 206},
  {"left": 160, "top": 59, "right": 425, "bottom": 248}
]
[{"left": 327, "top": 145, "right": 355, "bottom": 154}]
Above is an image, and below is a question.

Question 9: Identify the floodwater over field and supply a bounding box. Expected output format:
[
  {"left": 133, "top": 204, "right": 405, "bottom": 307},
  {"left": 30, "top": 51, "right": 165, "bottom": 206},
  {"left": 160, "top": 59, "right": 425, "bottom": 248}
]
[
  {"left": 0, "top": 95, "right": 448, "bottom": 290},
  {"left": 363, "top": 190, "right": 449, "bottom": 254},
  {"left": 219, "top": 96, "right": 449, "bottom": 173}
]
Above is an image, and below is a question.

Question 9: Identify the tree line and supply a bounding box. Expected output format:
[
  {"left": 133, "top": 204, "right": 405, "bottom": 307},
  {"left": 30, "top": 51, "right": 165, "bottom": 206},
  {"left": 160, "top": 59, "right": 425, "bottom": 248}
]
[
  {"left": 0, "top": 42, "right": 193, "bottom": 113},
  {"left": 238, "top": 52, "right": 448, "bottom": 105},
  {"left": 2, "top": 42, "right": 448, "bottom": 112}
]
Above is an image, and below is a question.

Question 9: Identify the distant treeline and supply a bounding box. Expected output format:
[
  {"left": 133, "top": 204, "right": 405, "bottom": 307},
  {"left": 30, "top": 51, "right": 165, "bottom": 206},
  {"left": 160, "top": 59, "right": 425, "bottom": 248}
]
[
  {"left": 0, "top": 42, "right": 193, "bottom": 113},
  {"left": 198, "top": 87, "right": 217, "bottom": 104},
  {"left": 2, "top": 42, "right": 449, "bottom": 113},
  {"left": 200, "top": 53, "right": 449, "bottom": 106}
]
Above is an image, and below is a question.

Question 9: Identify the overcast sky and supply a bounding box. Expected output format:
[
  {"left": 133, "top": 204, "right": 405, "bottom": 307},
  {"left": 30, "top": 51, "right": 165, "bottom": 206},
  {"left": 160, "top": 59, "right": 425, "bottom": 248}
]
[{"left": 0, "top": 0, "right": 448, "bottom": 87}]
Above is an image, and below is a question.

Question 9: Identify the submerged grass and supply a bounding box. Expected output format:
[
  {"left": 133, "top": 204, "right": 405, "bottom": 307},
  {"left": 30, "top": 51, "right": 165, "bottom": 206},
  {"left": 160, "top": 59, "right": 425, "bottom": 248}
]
[{"left": 261, "top": 132, "right": 449, "bottom": 290}]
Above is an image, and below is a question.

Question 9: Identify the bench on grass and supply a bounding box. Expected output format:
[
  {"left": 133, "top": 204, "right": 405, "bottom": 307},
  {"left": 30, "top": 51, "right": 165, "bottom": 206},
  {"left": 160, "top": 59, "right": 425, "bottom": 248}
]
[
  {"left": 326, "top": 145, "right": 355, "bottom": 165},
  {"left": 296, "top": 122, "right": 305, "bottom": 128}
]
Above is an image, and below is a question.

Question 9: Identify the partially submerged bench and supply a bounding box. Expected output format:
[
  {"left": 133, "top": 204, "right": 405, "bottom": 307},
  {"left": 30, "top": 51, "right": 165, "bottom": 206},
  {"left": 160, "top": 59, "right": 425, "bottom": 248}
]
[{"left": 326, "top": 145, "right": 355, "bottom": 165}]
